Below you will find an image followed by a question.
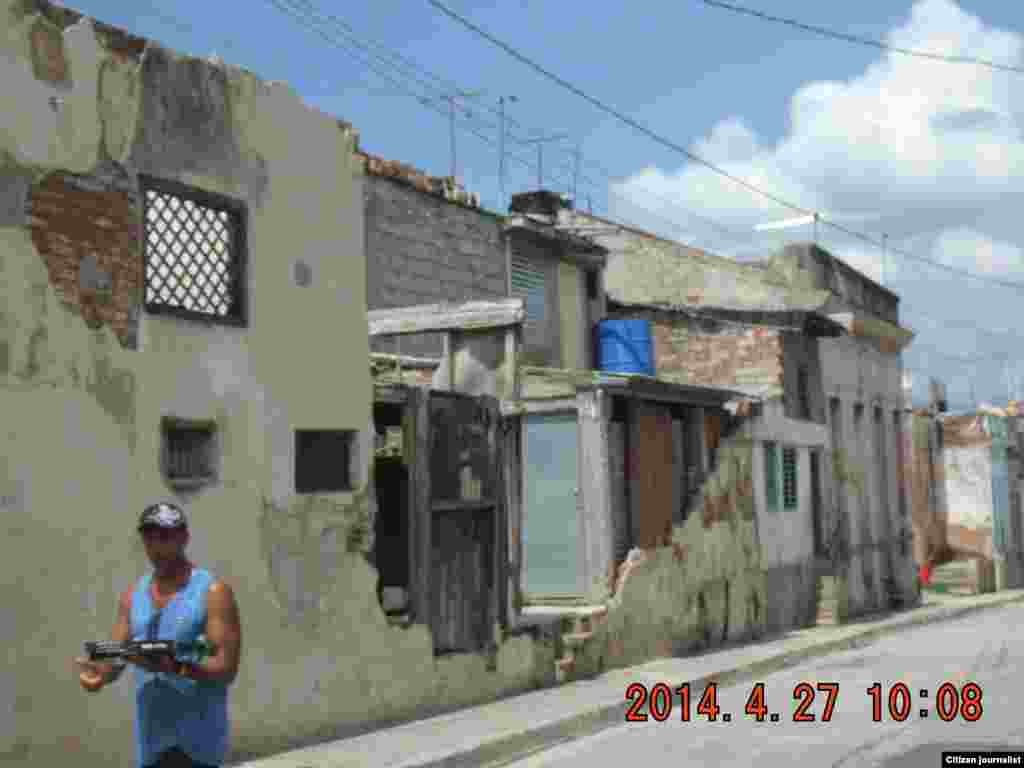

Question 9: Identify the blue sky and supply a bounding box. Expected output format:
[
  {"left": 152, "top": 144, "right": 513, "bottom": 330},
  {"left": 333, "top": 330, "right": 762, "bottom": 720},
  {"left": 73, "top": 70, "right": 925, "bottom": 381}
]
[{"left": 69, "top": 0, "right": 1024, "bottom": 410}]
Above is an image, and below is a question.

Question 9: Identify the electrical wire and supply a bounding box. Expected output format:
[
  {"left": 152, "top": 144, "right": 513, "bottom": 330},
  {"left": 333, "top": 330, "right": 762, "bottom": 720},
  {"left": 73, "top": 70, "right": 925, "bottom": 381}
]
[
  {"left": 426, "top": 0, "right": 1024, "bottom": 295},
  {"left": 697, "top": 0, "right": 1024, "bottom": 75},
  {"left": 136, "top": 0, "right": 1024, "bottom": 374}
]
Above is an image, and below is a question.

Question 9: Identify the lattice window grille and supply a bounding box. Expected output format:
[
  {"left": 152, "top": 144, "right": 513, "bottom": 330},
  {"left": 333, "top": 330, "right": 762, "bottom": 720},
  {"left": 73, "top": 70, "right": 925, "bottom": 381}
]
[{"left": 143, "top": 181, "right": 243, "bottom": 322}]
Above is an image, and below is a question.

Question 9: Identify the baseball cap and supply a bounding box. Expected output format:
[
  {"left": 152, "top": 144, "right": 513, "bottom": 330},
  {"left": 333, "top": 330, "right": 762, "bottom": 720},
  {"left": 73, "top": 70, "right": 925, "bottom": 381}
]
[{"left": 138, "top": 502, "right": 188, "bottom": 532}]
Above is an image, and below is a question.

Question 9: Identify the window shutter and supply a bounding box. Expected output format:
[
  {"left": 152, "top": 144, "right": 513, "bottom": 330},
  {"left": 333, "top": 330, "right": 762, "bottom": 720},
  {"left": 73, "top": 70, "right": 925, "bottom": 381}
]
[
  {"left": 782, "top": 447, "right": 798, "bottom": 510},
  {"left": 764, "top": 442, "right": 779, "bottom": 512},
  {"left": 510, "top": 255, "right": 546, "bottom": 334}
]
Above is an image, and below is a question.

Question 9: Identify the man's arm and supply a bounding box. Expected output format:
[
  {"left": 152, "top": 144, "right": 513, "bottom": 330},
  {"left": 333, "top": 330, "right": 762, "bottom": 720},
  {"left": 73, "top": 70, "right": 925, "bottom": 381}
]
[
  {"left": 187, "top": 581, "right": 241, "bottom": 685},
  {"left": 99, "top": 591, "right": 132, "bottom": 685}
]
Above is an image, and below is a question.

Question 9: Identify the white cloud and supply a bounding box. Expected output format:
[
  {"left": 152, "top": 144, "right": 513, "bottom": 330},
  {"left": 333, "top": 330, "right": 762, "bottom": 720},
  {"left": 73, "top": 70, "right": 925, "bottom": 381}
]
[{"left": 610, "top": 0, "right": 1024, "bottom": 407}]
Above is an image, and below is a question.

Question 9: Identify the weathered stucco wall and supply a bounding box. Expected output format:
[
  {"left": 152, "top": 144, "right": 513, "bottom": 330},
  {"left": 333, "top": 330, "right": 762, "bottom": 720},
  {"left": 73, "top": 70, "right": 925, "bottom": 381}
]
[
  {"left": 744, "top": 401, "right": 828, "bottom": 632},
  {"left": 558, "top": 260, "right": 582, "bottom": 371},
  {"left": 1, "top": 6, "right": 550, "bottom": 766},
  {"left": 573, "top": 437, "right": 766, "bottom": 673},
  {"left": 821, "top": 333, "right": 915, "bottom": 615}
]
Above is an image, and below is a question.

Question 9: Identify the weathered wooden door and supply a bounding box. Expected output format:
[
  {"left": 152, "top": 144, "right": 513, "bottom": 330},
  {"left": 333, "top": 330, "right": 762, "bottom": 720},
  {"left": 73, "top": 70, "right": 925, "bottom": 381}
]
[
  {"left": 632, "top": 402, "right": 675, "bottom": 548},
  {"left": 522, "top": 412, "right": 581, "bottom": 598},
  {"left": 423, "top": 392, "right": 503, "bottom": 654}
]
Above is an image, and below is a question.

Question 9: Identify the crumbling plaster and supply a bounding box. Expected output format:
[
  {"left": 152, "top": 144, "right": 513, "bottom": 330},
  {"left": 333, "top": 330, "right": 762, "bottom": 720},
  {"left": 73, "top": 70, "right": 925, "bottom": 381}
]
[
  {"left": 1, "top": 6, "right": 549, "bottom": 766},
  {"left": 572, "top": 437, "right": 766, "bottom": 674}
]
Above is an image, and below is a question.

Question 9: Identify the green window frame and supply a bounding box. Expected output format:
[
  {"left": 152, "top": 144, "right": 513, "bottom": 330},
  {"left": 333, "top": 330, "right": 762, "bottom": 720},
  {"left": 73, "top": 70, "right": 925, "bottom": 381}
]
[{"left": 764, "top": 442, "right": 799, "bottom": 512}]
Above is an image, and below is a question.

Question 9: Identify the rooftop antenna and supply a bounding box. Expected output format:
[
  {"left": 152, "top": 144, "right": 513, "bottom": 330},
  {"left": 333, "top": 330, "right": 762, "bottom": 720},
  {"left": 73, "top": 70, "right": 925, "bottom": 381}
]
[
  {"left": 519, "top": 132, "right": 570, "bottom": 190},
  {"left": 423, "top": 89, "right": 483, "bottom": 181}
]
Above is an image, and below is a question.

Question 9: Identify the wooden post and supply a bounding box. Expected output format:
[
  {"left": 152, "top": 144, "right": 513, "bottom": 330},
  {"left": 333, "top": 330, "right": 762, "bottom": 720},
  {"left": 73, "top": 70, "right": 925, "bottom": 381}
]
[
  {"left": 442, "top": 331, "right": 456, "bottom": 391},
  {"left": 407, "top": 388, "right": 433, "bottom": 637},
  {"left": 627, "top": 396, "right": 641, "bottom": 550}
]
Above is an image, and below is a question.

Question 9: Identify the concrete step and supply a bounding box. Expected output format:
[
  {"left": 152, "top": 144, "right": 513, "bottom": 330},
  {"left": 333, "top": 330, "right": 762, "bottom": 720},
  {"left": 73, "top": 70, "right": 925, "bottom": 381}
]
[
  {"left": 555, "top": 654, "right": 576, "bottom": 684},
  {"left": 562, "top": 631, "right": 594, "bottom": 649}
]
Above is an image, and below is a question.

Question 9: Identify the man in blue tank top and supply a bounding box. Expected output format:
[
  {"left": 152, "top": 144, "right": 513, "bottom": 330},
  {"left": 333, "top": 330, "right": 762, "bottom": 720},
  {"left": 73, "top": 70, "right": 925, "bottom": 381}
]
[{"left": 75, "top": 502, "right": 243, "bottom": 768}]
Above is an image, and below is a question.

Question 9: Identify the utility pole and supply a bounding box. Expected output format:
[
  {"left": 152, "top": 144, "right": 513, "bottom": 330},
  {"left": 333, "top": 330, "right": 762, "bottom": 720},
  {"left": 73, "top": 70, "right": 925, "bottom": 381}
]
[
  {"left": 881, "top": 233, "right": 888, "bottom": 287},
  {"left": 572, "top": 144, "right": 581, "bottom": 207},
  {"left": 498, "top": 95, "right": 518, "bottom": 212}
]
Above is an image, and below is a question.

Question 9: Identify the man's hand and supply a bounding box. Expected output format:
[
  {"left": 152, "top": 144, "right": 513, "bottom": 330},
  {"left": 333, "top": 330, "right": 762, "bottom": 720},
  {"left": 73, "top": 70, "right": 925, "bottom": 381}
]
[
  {"left": 74, "top": 657, "right": 107, "bottom": 693},
  {"left": 124, "top": 654, "right": 178, "bottom": 676}
]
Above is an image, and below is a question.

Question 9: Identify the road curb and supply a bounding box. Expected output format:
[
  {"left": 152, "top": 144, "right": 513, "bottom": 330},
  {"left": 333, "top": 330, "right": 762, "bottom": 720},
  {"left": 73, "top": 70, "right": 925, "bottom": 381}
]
[{"left": 417, "top": 593, "right": 1024, "bottom": 768}]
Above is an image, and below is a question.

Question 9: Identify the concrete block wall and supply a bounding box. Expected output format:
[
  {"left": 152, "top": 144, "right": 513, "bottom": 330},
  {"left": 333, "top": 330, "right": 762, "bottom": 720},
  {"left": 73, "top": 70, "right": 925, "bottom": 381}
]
[{"left": 364, "top": 175, "right": 507, "bottom": 358}]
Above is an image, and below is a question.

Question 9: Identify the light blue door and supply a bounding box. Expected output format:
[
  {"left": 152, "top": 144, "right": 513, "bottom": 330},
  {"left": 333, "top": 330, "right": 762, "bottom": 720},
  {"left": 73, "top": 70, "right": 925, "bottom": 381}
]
[{"left": 522, "top": 413, "right": 581, "bottom": 598}]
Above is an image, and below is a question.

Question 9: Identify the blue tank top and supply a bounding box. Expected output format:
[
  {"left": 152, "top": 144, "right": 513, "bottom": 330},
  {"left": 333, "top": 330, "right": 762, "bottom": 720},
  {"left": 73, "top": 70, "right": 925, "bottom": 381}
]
[{"left": 130, "top": 567, "right": 229, "bottom": 768}]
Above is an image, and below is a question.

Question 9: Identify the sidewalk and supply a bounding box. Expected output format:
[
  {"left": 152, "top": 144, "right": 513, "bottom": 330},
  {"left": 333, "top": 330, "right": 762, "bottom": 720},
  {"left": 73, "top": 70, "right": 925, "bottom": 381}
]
[{"left": 233, "top": 589, "right": 1024, "bottom": 768}]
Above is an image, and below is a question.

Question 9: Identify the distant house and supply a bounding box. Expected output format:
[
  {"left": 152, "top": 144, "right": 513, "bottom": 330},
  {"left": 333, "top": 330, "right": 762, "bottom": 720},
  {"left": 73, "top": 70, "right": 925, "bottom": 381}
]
[
  {"left": 904, "top": 402, "right": 1024, "bottom": 593},
  {"left": 562, "top": 209, "right": 919, "bottom": 624}
]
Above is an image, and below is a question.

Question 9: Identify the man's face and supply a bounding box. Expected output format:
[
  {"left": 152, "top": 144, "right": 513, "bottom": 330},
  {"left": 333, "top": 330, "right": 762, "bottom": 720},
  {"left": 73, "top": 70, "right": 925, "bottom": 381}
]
[{"left": 140, "top": 526, "right": 188, "bottom": 565}]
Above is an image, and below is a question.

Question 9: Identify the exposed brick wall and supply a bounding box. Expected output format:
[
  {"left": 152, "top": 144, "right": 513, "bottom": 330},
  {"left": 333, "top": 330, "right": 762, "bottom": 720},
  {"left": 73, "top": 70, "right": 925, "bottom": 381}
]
[
  {"left": 365, "top": 175, "right": 507, "bottom": 358},
  {"left": 608, "top": 307, "right": 783, "bottom": 390},
  {"left": 27, "top": 166, "right": 143, "bottom": 349}
]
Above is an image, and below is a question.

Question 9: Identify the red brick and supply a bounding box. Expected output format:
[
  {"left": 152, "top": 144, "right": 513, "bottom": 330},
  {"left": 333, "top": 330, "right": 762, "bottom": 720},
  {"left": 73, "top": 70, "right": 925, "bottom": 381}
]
[{"left": 28, "top": 172, "right": 141, "bottom": 348}]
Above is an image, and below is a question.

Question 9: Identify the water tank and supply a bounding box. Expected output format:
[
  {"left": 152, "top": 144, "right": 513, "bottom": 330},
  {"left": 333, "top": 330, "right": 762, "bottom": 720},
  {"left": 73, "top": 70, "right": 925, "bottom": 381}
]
[{"left": 597, "top": 319, "right": 655, "bottom": 376}]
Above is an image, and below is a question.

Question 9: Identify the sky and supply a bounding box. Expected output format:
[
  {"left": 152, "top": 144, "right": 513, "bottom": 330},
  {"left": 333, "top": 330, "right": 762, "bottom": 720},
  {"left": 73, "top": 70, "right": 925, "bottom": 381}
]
[{"left": 68, "top": 0, "right": 1024, "bottom": 410}]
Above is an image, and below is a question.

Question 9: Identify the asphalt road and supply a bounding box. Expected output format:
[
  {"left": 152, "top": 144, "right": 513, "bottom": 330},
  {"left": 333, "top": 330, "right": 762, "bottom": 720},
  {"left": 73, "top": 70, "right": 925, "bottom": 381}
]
[{"left": 500, "top": 603, "right": 1024, "bottom": 768}]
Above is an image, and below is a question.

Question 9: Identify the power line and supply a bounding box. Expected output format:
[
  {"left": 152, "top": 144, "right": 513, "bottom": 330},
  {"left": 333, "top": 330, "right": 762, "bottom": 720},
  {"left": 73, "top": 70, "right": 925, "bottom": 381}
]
[
  {"left": 427, "top": 0, "right": 808, "bottom": 215},
  {"left": 167, "top": 0, "right": 1024, "bottom": 361},
  {"left": 697, "top": 0, "right": 1024, "bottom": 75},
  {"left": 276, "top": 0, "right": 1024, "bottom": 353},
  {"left": 269, "top": 0, "right": 768, "bottom": 247},
  {"left": 427, "top": 0, "right": 1024, "bottom": 295},
  {"left": 270, "top": 1, "right": 780, "bottom": 252}
]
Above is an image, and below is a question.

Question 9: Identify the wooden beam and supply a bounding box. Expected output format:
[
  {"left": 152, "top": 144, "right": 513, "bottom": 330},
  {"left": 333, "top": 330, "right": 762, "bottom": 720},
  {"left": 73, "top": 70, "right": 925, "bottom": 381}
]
[
  {"left": 407, "top": 388, "right": 433, "bottom": 637},
  {"left": 368, "top": 299, "right": 525, "bottom": 337},
  {"left": 501, "top": 399, "right": 578, "bottom": 416}
]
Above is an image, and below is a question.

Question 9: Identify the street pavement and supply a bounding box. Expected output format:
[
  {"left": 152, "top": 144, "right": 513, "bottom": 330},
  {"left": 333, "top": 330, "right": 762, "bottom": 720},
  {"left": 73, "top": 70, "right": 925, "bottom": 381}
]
[
  {"left": 234, "top": 590, "right": 1024, "bottom": 768},
  {"left": 494, "top": 601, "right": 1024, "bottom": 768}
]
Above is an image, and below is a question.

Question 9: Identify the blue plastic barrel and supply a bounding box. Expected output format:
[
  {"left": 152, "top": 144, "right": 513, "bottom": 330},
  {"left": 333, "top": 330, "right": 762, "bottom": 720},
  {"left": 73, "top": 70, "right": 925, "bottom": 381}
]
[{"left": 597, "top": 319, "right": 655, "bottom": 376}]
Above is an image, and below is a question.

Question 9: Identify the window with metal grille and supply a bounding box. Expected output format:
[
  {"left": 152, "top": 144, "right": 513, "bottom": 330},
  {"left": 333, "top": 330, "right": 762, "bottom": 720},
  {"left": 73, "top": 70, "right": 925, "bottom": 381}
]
[
  {"left": 161, "top": 419, "right": 218, "bottom": 490},
  {"left": 142, "top": 176, "right": 247, "bottom": 325},
  {"left": 764, "top": 442, "right": 779, "bottom": 512},
  {"left": 295, "top": 430, "right": 356, "bottom": 493},
  {"left": 782, "top": 447, "right": 798, "bottom": 510}
]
